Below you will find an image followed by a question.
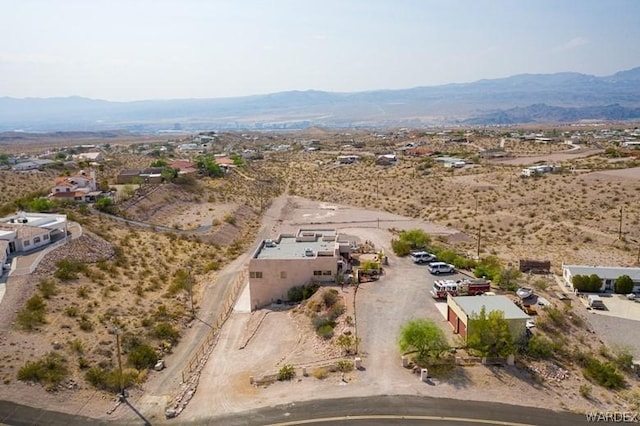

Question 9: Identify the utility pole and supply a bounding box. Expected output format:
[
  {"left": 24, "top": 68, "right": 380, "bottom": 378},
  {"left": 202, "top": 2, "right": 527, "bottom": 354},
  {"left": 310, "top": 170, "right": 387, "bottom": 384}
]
[
  {"left": 619, "top": 206, "right": 623, "bottom": 240},
  {"left": 114, "top": 327, "right": 125, "bottom": 401},
  {"left": 476, "top": 224, "right": 482, "bottom": 259}
]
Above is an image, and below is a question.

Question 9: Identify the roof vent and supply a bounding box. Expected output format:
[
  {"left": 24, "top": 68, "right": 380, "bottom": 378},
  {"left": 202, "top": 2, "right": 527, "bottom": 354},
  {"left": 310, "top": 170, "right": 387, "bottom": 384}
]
[
  {"left": 304, "top": 248, "right": 314, "bottom": 257},
  {"left": 265, "top": 239, "right": 276, "bottom": 248}
]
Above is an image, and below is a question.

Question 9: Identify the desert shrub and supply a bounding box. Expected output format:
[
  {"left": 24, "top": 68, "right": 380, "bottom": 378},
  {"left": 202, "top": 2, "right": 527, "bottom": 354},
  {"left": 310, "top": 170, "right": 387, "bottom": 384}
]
[
  {"left": 328, "top": 303, "right": 346, "bottom": 321},
  {"left": 64, "top": 306, "right": 79, "bottom": 317},
  {"left": 38, "top": 279, "right": 58, "bottom": 299},
  {"left": 204, "top": 261, "right": 221, "bottom": 272},
  {"left": 78, "top": 357, "right": 90, "bottom": 370},
  {"left": 581, "top": 356, "right": 626, "bottom": 389},
  {"left": 127, "top": 344, "right": 158, "bottom": 370},
  {"left": 224, "top": 214, "right": 237, "bottom": 225},
  {"left": 390, "top": 238, "right": 412, "bottom": 256},
  {"left": 532, "top": 279, "right": 549, "bottom": 291},
  {"left": 54, "top": 259, "right": 88, "bottom": 281},
  {"left": 277, "top": 364, "right": 295, "bottom": 381},
  {"left": 545, "top": 307, "right": 566, "bottom": 328},
  {"left": 70, "top": 339, "right": 84, "bottom": 354},
  {"left": 614, "top": 347, "right": 634, "bottom": 373},
  {"left": 336, "top": 359, "right": 354, "bottom": 372},
  {"left": 317, "top": 324, "right": 335, "bottom": 339},
  {"left": 16, "top": 295, "right": 47, "bottom": 330},
  {"left": 151, "top": 323, "right": 180, "bottom": 344},
  {"left": 85, "top": 367, "right": 139, "bottom": 393},
  {"left": 18, "top": 352, "right": 68, "bottom": 390},
  {"left": 78, "top": 315, "right": 94, "bottom": 332},
  {"left": 76, "top": 286, "right": 90, "bottom": 298},
  {"left": 580, "top": 384, "right": 592, "bottom": 399},
  {"left": 473, "top": 256, "right": 502, "bottom": 281},
  {"left": 526, "top": 335, "right": 555, "bottom": 359},
  {"left": 323, "top": 289, "right": 339, "bottom": 307},
  {"left": 312, "top": 367, "right": 328, "bottom": 379},
  {"left": 288, "top": 283, "right": 319, "bottom": 303}
]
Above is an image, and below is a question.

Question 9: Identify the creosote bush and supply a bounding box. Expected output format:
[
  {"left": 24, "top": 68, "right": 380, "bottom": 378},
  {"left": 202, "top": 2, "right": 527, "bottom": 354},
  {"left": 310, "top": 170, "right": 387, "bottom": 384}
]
[
  {"left": 18, "top": 352, "right": 68, "bottom": 390},
  {"left": 277, "top": 364, "right": 295, "bottom": 381}
]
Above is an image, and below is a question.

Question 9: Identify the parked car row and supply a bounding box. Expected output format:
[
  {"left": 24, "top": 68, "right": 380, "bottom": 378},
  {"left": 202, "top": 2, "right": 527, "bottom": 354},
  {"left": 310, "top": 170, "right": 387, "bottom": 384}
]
[{"left": 409, "top": 251, "right": 456, "bottom": 275}]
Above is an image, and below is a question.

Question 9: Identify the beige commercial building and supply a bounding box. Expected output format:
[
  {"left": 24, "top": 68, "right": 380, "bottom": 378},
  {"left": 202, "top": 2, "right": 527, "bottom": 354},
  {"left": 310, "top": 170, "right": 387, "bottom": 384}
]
[
  {"left": 447, "top": 294, "right": 529, "bottom": 341},
  {"left": 248, "top": 229, "right": 352, "bottom": 310}
]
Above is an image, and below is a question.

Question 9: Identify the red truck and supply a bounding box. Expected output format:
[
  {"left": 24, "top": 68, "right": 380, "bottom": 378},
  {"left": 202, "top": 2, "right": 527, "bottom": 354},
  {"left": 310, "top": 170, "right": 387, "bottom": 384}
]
[{"left": 430, "top": 278, "right": 490, "bottom": 299}]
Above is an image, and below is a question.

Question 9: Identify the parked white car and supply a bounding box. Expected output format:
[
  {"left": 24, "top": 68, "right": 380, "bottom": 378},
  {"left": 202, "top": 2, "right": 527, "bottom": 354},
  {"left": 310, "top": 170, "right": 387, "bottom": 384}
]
[
  {"left": 427, "top": 262, "right": 455, "bottom": 275},
  {"left": 410, "top": 251, "right": 437, "bottom": 264}
]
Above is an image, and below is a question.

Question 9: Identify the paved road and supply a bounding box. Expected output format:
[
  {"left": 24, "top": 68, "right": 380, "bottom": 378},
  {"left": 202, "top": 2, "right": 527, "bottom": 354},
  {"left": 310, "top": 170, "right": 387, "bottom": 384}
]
[{"left": 0, "top": 395, "right": 588, "bottom": 426}]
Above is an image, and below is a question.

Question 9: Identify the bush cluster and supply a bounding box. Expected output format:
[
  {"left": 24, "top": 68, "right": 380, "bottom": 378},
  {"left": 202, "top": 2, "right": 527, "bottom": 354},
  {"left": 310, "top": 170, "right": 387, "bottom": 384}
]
[
  {"left": 54, "top": 259, "right": 88, "bottom": 281},
  {"left": 18, "top": 352, "right": 68, "bottom": 390},
  {"left": 277, "top": 364, "right": 295, "bottom": 381},
  {"left": 17, "top": 295, "right": 47, "bottom": 330},
  {"left": 287, "top": 283, "right": 319, "bottom": 303},
  {"left": 576, "top": 352, "right": 626, "bottom": 390}
]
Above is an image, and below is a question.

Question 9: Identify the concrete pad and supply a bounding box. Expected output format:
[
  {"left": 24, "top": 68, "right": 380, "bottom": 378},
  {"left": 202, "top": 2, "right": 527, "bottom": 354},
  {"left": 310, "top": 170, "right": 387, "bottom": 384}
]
[
  {"left": 434, "top": 301, "right": 448, "bottom": 320},
  {"left": 234, "top": 282, "right": 251, "bottom": 313}
]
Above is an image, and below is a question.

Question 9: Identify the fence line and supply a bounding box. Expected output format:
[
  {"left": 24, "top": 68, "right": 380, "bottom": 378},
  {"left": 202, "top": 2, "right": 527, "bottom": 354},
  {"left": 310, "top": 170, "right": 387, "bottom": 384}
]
[{"left": 180, "top": 269, "right": 246, "bottom": 383}]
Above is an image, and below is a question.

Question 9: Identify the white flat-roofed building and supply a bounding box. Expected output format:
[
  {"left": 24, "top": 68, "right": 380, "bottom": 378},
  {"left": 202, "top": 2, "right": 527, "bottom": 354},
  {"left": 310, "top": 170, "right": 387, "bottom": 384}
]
[
  {"left": 562, "top": 264, "right": 640, "bottom": 292},
  {"left": 248, "top": 229, "right": 352, "bottom": 310},
  {"left": 0, "top": 212, "right": 68, "bottom": 254}
]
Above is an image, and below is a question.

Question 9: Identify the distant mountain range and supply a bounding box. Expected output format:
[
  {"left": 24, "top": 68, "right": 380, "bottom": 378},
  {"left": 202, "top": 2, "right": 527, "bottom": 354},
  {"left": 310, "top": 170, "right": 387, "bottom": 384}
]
[{"left": 2, "top": 67, "right": 640, "bottom": 132}]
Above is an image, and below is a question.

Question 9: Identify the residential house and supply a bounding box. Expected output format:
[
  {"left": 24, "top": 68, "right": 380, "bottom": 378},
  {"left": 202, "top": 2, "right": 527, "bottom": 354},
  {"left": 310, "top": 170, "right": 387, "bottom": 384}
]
[
  {"left": 562, "top": 264, "right": 640, "bottom": 292},
  {"left": 50, "top": 170, "right": 102, "bottom": 202},
  {"left": 0, "top": 212, "right": 68, "bottom": 254},
  {"left": 167, "top": 160, "right": 197, "bottom": 176},
  {"left": 116, "top": 170, "right": 143, "bottom": 184},
  {"left": 521, "top": 164, "right": 560, "bottom": 177},
  {"left": 248, "top": 229, "right": 352, "bottom": 310},
  {"left": 72, "top": 152, "right": 103, "bottom": 163},
  {"left": 447, "top": 294, "right": 529, "bottom": 342}
]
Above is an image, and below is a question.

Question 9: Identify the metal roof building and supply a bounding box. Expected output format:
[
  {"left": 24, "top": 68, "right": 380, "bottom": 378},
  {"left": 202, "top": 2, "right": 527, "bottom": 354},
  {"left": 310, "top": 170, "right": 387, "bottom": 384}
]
[{"left": 447, "top": 294, "right": 529, "bottom": 341}]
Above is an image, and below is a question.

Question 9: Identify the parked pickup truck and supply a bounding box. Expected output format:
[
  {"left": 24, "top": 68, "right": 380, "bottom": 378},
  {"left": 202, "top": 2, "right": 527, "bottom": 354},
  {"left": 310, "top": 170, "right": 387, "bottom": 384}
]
[{"left": 587, "top": 294, "right": 605, "bottom": 310}]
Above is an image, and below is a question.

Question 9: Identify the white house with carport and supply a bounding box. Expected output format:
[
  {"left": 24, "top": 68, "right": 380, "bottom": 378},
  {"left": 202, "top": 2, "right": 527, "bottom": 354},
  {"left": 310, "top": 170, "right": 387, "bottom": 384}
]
[
  {"left": 562, "top": 264, "right": 640, "bottom": 292},
  {"left": 0, "top": 212, "right": 68, "bottom": 254}
]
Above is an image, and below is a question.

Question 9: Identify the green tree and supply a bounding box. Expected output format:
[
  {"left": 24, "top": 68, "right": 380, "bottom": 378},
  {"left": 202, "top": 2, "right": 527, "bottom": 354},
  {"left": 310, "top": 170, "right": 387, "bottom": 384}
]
[
  {"left": 161, "top": 167, "right": 179, "bottom": 182},
  {"left": 398, "top": 319, "right": 449, "bottom": 362},
  {"left": 467, "top": 306, "right": 514, "bottom": 357},
  {"left": 572, "top": 274, "right": 602, "bottom": 292},
  {"left": 497, "top": 267, "right": 521, "bottom": 291},
  {"left": 28, "top": 197, "right": 54, "bottom": 212},
  {"left": 150, "top": 159, "right": 168, "bottom": 167},
  {"left": 398, "top": 229, "right": 431, "bottom": 250},
  {"left": 95, "top": 197, "right": 114, "bottom": 212},
  {"left": 123, "top": 184, "right": 136, "bottom": 199},
  {"left": 474, "top": 256, "right": 502, "bottom": 281},
  {"left": 614, "top": 275, "right": 634, "bottom": 294}
]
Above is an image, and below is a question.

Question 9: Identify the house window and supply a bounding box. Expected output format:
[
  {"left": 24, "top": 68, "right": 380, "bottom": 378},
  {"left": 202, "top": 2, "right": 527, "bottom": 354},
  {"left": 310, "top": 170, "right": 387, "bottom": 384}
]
[
  {"left": 280, "top": 271, "right": 287, "bottom": 279},
  {"left": 24, "top": 240, "right": 30, "bottom": 247},
  {"left": 34, "top": 237, "right": 41, "bottom": 244},
  {"left": 43, "top": 234, "right": 49, "bottom": 240},
  {"left": 313, "top": 270, "right": 322, "bottom": 276},
  {"left": 323, "top": 270, "right": 332, "bottom": 276},
  {"left": 250, "top": 271, "right": 263, "bottom": 279}
]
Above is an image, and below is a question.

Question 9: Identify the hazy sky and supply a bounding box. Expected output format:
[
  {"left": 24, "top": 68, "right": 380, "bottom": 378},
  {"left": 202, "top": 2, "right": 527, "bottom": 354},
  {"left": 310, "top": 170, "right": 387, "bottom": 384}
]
[{"left": 2, "top": 0, "right": 639, "bottom": 101}]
